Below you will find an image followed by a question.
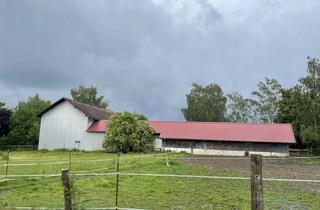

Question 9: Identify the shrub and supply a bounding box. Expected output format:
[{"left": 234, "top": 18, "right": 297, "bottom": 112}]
[{"left": 103, "top": 112, "right": 155, "bottom": 153}]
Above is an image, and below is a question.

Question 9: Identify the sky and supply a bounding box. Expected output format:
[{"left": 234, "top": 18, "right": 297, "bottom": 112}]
[{"left": 0, "top": 0, "right": 320, "bottom": 120}]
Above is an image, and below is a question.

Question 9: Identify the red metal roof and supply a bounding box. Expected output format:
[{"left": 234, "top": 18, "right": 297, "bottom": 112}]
[
  {"left": 87, "top": 120, "right": 295, "bottom": 144},
  {"left": 87, "top": 120, "right": 106, "bottom": 132}
]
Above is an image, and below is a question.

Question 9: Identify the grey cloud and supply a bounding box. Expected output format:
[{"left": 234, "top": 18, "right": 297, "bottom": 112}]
[{"left": 0, "top": 0, "right": 320, "bottom": 120}]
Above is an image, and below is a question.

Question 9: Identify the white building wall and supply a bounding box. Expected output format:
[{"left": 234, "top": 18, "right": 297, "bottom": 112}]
[
  {"left": 154, "top": 137, "right": 163, "bottom": 150},
  {"left": 38, "top": 101, "right": 105, "bottom": 151}
]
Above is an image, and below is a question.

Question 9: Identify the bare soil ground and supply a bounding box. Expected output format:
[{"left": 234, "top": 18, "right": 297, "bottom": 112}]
[{"left": 183, "top": 156, "right": 320, "bottom": 180}]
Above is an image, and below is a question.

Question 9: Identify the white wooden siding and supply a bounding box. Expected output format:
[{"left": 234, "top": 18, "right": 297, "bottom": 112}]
[{"left": 38, "top": 101, "right": 104, "bottom": 151}]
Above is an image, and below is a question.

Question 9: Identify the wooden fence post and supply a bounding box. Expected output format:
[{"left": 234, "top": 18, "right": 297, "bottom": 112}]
[
  {"left": 250, "top": 154, "right": 264, "bottom": 210},
  {"left": 61, "top": 169, "right": 72, "bottom": 210}
]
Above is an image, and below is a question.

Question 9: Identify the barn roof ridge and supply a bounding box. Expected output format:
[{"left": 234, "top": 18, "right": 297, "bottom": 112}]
[{"left": 38, "top": 97, "right": 114, "bottom": 120}]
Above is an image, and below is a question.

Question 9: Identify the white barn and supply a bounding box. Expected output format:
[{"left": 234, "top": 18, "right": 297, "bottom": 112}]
[
  {"left": 38, "top": 98, "right": 296, "bottom": 156},
  {"left": 38, "top": 98, "right": 113, "bottom": 150}
]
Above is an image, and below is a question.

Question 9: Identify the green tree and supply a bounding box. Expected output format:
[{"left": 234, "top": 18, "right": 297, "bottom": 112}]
[
  {"left": 6, "top": 95, "right": 50, "bottom": 146},
  {"left": 252, "top": 78, "right": 282, "bottom": 123},
  {"left": 276, "top": 58, "right": 320, "bottom": 147},
  {"left": 70, "top": 85, "right": 108, "bottom": 109},
  {"left": 0, "top": 102, "right": 4, "bottom": 108},
  {"left": 181, "top": 83, "right": 227, "bottom": 122},
  {"left": 103, "top": 112, "right": 155, "bottom": 153},
  {"left": 227, "top": 92, "right": 256, "bottom": 122},
  {"left": 276, "top": 87, "right": 303, "bottom": 144}
]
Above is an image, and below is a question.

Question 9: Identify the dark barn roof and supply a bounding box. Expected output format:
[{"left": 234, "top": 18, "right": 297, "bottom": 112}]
[{"left": 38, "top": 97, "right": 113, "bottom": 120}]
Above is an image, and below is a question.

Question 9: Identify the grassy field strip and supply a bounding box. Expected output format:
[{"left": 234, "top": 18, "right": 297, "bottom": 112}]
[
  {"left": 2, "top": 172, "right": 320, "bottom": 183},
  {"left": 0, "top": 153, "right": 173, "bottom": 172},
  {"left": 15, "top": 207, "right": 64, "bottom": 210},
  {"left": 0, "top": 152, "right": 172, "bottom": 164},
  {"left": 15, "top": 207, "right": 149, "bottom": 210},
  {"left": 0, "top": 156, "right": 111, "bottom": 162},
  {"left": 0, "top": 157, "right": 164, "bottom": 167},
  {"left": 0, "top": 156, "right": 318, "bottom": 166},
  {"left": 1, "top": 158, "right": 116, "bottom": 166},
  {"left": 2, "top": 161, "right": 67, "bottom": 166},
  {"left": 86, "top": 208, "right": 149, "bottom": 210},
  {"left": 71, "top": 166, "right": 115, "bottom": 173},
  {"left": 1, "top": 158, "right": 114, "bottom": 165}
]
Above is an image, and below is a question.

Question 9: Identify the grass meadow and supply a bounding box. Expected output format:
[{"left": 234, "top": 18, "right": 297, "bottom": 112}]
[{"left": 0, "top": 151, "right": 318, "bottom": 209}]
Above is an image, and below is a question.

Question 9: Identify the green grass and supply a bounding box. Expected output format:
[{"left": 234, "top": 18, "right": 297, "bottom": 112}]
[{"left": 0, "top": 151, "right": 318, "bottom": 209}]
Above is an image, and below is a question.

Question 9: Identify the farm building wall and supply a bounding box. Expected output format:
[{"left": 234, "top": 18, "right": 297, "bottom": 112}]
[
  {"left": 162, "top": 139, "right": 289, "bottom": 157},
  {"left": 38, "top": 101, "right": 104, "bottom": 151}
]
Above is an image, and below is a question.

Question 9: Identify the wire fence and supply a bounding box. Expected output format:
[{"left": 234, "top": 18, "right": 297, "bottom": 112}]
[{"left": 0, "top": 151, "right": 319, "bottom": 209}]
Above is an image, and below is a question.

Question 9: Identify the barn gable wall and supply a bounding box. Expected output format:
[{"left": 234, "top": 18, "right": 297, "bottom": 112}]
[{"left": 38, "top": 101, "right": 105, "bottom": 150}]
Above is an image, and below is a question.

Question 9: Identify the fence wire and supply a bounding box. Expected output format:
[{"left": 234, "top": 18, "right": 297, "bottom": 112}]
[{"left": 0, "top": 152, "right": 319, "bottom": 209}]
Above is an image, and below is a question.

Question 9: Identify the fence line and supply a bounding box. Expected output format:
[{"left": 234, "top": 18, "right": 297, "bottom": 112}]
[
  {"left": 1, "top": 154, "right": 318, "bottom": 167},
  {"left": 2, "top": 154, "right": 319, "bottom": 167},
  {"left": 1, "top": 153, "right": 319, "bottom": 209},
  {"left": 3, "top": 172, "right": 320, "bottom": 183}
]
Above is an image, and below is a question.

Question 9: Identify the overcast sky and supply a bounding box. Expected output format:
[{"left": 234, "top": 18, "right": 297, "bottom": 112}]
[{"left": 0, "top": 0, "right": 320, "bottom": 120}]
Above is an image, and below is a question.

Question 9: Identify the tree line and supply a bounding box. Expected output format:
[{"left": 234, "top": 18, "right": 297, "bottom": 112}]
[
  {"left": 181, "top": 78, "right": 282, "bottom": 123},
  {"left": 181, "top": 57, "right": 320, "bottom": 148},
  {"left": 0, "top": 58, "right": 319, "bottom": 149}
]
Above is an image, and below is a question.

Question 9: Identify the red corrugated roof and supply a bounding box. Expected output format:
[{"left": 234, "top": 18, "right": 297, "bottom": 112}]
[
  {"left": 87, "top": 120, "right": 296, "bottom": 144},
  {"left": 87, "top": 120, "right": 106, "bottom": 132}
]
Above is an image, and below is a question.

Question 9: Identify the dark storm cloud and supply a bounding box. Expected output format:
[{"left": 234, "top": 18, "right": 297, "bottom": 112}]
[{"left": 0, "top": 0, "right": 320, "bottom": 120}]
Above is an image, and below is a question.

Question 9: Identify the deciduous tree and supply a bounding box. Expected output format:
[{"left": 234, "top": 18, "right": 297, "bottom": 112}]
[
  {"left": 276, "top": 58, "right": 320, "bottom": 147},
  {"left": 6, "top": 95, "right": 50, "bottom": 146},
  {"left": 252, "top": 78, "right": 282, "bottom": 123},
  {"left": 182, "top": 83, "right": 227, "bottom": 122},
  {"left": 227, "top": 92, "right": 256, "bottom": 122},
  {"left": 71, "top": 85, "right": 108, "bottom": 109}
]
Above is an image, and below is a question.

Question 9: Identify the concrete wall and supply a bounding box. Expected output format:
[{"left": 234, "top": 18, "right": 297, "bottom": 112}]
[
  {"left": 162, "top": 139, "right": 289, "bottom": 157},
  {"left": 38, "top": 101, "right": 105, "bottom": 151}
]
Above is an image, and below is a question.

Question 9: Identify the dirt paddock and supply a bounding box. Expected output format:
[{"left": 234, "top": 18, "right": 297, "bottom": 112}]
[{"left": 184, "top": 156, "right": 320, "bottom": 180}]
